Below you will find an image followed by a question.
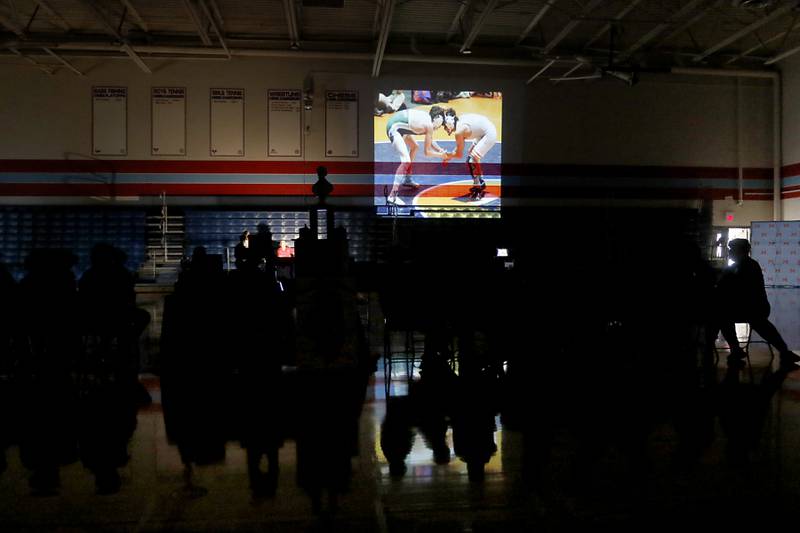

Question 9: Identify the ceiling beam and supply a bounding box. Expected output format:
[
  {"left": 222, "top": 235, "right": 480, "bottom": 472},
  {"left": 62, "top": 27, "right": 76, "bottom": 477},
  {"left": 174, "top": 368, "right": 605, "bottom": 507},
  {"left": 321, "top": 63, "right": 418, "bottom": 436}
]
[
  {"left": 199, "top": 0, "right": 229, "bottom": 56},
  {"left": 119, "top": 0, "right": 148, "bottom": 33},
  {"left": 76, "top": 0, "right": 152, "bottom": 73},
  {"left": 207, "top": 0, "right": 224, "bottom": 29},
  {"left": 182, "top": 0, "right": 212, "bottom": 46},
  {"left": 517, "top": 0, "right": 557, "bottom": 45},
  {"left": 121, "top": 42, "right": 150, "bottom": 72},
  {"left": 43, "top": 46, "right": 84, "bottom": 75},
  {"left": 694, "top": 1, "right": 798, "bottom": 62},
  {"left": 282, "top": 0, "right": 300, "bottom": 49},
  {"left": 615, "top": 0, "right": 705, "bottom": 63},
  {"left": 728, "top": 19, "right": 800, "bottom": 64},
  {"left": 9, "top": 46, "right": 53, "bottom": 74},
  {"left": 32, "top": 0, "right": 70, "bottom": 31},
  {"left": 0, "top": 11, "right": 25, "bottom": 36},
  {"left": 460, "top": 0, "right": 498, "bottom": 53},
  {"left": 551, "top": 61, "right": 583, "bottom": 82},
  {"left": 583, "top": 0, "right": 642, "bottom": 49},
  {"left": 526, "top": 58, "right": 554, "bottom": 83},
  {"left": 372, "top": 0, "right": 395, "bottom": 77},
  {"left": 657, "top": 0, "right": 722, "bottom": 47},
  {"left": 76, "top": 0, "right": 123, "bottom": 39},
  {"left": 765, "top": 38, "right": 800, "bottom": 65},
  {"left": 541, "top": 0, "right": 603, "bottom": 55},
  {"left": 446, "top": 0, "right": 472, "bottom": 42}
]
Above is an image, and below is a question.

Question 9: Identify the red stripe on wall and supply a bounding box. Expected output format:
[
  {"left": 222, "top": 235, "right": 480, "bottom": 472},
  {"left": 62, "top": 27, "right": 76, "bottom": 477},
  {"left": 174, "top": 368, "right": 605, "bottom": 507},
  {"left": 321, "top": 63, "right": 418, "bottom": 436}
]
[
  {"left": 0, "top": 159, "right": 775, "bottom": 180},
  {"left": 0, "top": 160, "right": 375, "bottom": 175},
  {"left": 0, "top": 183, "right": 772, "bottom": 200},
  {"left": 782, "top": 162, "right": 800, "bottom": 178}
]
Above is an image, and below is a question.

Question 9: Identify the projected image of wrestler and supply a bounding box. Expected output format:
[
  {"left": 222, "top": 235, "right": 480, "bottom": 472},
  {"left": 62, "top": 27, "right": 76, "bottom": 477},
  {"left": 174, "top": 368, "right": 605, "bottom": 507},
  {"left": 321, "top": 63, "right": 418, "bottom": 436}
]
[
  {"left": 443, "top": 109, "right": 498, "bottom": 201},
  {"left": 385, "top": 106, "right": 450, "bottom": 204}
]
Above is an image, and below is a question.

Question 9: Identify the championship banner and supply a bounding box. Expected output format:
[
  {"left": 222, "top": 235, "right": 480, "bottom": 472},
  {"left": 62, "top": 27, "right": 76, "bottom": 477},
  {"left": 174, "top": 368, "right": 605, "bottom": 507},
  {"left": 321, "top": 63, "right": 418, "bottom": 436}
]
[
  {"left": 210, "top": 88, "right": 244, "bottom": 157},
  {"left": 92, "top": 86, "right": 127, "bottom": 156},
  {"left": 268, "top": 89, "right": 302, "bottom": 157},
  {"left": 152, "top": 87, "right": 186, "bottom": 156},
  {"left": 325, "top": 90, "right": 358, "bottom": 157}
]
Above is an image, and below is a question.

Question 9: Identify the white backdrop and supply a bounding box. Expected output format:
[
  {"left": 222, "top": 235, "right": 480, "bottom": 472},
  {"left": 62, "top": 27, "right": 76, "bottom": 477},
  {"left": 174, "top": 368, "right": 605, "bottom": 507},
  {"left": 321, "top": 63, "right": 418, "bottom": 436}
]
[{"left": 751, "top": 221, "right": 800, "bottom": 287}]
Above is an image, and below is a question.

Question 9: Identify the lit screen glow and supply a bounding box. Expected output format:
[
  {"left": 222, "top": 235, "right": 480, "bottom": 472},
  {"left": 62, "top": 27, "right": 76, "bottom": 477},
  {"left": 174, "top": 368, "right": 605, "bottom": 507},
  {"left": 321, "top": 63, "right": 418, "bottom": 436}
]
[{"left": 374, "top": 90, "right": 502, "bottom": 218}]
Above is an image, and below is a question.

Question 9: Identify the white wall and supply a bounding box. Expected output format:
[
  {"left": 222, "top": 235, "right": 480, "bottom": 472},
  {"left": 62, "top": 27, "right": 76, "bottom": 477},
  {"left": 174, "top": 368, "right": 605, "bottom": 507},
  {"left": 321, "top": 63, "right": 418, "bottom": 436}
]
[
  {"left": 525, "top": 75, "right": 773, "bottom": 168},
  {"left": 781, "top": 53, "right": 800, "bottom": 220},
  {"left": 0, "top": 56, "right": 777, "bottom": 223}
]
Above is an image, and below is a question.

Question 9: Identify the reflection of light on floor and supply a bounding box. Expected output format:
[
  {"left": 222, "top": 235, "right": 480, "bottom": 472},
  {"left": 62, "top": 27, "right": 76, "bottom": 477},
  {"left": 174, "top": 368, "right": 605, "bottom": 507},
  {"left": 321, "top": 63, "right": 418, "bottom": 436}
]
[{"left": 374, "top": 416, "right": 505, "bottom": 482}]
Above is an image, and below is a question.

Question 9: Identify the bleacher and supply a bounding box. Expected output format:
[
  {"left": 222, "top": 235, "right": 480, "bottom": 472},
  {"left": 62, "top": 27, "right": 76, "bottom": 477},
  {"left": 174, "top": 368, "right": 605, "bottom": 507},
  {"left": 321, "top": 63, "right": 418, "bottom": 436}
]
[
  {"left": 183, "top": 209, "right": 397, "bottom": 265},
  {"left": 183, "top": 210, "right": 311, "bottom": 265},
  {"left": 0, "top": 207, "right": 147, "bottom": 280}
]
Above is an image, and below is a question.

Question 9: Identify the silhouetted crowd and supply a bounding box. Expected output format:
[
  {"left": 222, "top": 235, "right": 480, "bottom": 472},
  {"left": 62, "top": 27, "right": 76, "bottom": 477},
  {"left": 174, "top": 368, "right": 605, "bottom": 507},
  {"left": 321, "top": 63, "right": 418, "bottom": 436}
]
[
  {"left": 377, "top": 233, "right": 799, "bottom": 500},
  {"left": 0, "top": 244, "right": 148, "bottom": 495},
  {"left": 0, "top": 225, "right": 797, "bottom": 521}
]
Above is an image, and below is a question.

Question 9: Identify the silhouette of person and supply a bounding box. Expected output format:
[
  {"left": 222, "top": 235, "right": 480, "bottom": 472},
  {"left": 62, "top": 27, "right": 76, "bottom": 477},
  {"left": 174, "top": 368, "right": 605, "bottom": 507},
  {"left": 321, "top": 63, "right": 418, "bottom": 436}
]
[
  {"left": 234, "top": 230, "right": 250, "bottom": 270},
  {"left": 312, "top": 166, "right": 333, "bottom": 205},
  {"left": 228, "top": 270, "right": 289, "bottom": 498},
  {"left": 161, "top": 246, "right": 229, "bottom": 497},
  {"left": 715, "top": 238, "right": 799, "bottom": 369},
  {"left": 249, "top": 223, "right": 274, "bottom": 270},
  {"left": 0, "top": 262, "right": 16, "bottom": 476},
  {"left": 17, "top": 250, "right": 81, "bottom": 496},
  {"left": 77, "top": 244, "right": 147, "bottom": 494}
]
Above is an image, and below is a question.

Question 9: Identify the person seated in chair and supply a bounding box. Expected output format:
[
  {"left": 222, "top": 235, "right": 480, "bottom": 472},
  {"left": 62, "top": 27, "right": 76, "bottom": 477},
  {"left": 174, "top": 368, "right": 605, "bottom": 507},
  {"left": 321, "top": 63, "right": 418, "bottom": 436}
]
[{"left": 715, "top": 238, "right": 800, "bottom": 369}]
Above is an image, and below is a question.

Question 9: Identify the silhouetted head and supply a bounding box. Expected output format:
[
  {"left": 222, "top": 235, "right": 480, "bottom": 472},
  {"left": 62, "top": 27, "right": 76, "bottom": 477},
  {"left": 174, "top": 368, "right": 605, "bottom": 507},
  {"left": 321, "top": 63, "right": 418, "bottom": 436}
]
[
  {"left": 191, "top": 246, "right": 207, "bottom": 263},
  {"left": 90, "top": 243, "right": 118, "bottom": 268},
  {"left": 728, "top": 238, "right": 751, "bottom": 262},
  {"left": 24, "top": 249, "right": 76, "bottom": 275},
  {"left": 257, "top": 222, "right": 270, "bottom": 235},
  {"left": 317, "top": 166, "right": 328, "bottom": 179}
]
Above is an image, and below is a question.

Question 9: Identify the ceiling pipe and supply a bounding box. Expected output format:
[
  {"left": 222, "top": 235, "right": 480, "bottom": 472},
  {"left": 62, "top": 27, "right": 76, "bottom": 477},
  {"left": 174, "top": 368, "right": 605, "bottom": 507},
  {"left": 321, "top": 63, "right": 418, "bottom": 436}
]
[
  {"left": 671, "top": 66, "right": 781, "bottom": 220},
  {"left": 3, "top": 40, "right": 561, "bottom": 67}
]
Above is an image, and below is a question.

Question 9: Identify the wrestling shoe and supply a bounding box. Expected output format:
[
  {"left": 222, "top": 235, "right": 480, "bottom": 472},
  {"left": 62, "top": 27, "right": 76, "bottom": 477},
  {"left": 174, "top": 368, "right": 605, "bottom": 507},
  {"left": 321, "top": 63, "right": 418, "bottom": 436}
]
[
  {"left": 468, "top": 181, "right": 486, "bottom": 200},
  {"left": 401, "top": 177, "right": 420, "bottom": 188}
]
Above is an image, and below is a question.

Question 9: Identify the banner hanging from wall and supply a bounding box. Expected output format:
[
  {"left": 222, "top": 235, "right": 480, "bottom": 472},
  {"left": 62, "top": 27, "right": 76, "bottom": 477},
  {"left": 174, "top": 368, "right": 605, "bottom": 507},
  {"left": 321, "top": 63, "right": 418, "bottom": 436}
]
[
  {"left": 325, "top": 90, "right": 358, "bottom": 157},
  {"left": 210, "top": 88, "right": 244, "bottom": 157},
  {"left": 92, "top": 86, "right": 127, "bottom": 156},
  {"left": 268, "top": 90, "right": 302, "bottom": 157},
  {"left": 151, "top": 87, "right": 186, "bottom": 156}
]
